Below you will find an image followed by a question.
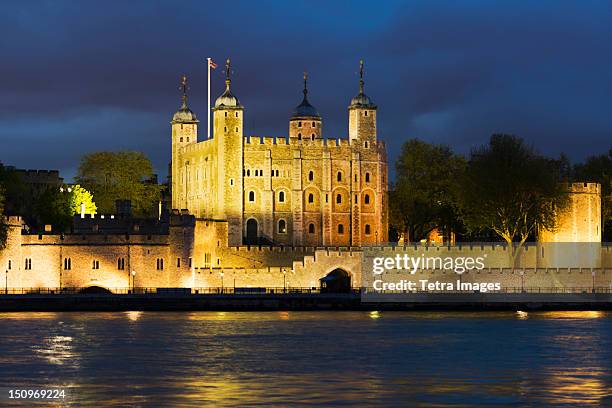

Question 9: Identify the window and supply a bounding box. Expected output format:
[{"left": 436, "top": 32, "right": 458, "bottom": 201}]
[
  {"left": 24, "top": 258, "right": 32, "bottom": 270},
  {"left": 365, "top": 141, "right": 369, "bottom": 148},
  {"left": 365, "top": 111, "right": 368, "bottom": 116},
  {"left": 336, "top": 194, "right": 342, "bottom": 204},
  {"left": 365, "top": 172, "right": 370, "bottom": 182},
  {"left": 338, "top": 224, "right": 344, "bottom": 234},
  {"left": 298, "top": 121, "right": 302, "bottom": 128},
  {"left": 279, "top": 191, "right": 285, "bottom": 202},
  {"left": 249, "top": 191, "right": 255, "bottom": 202},
  {"left": 235, "top": 127, "right": 238, "bottom": 132},
  {"left": 298, "top": 133, "right": 302, "bottom": 140},
  {"left": 225, "top": 112, "right": 228, "bottom": 117},
  {"left": 337, "top": 172, "right": 342, "bottom": 182},
  {"left": 275, "top": 170, "right": 279, "bottom": 177},
  {"left": 308, "top": 193, "right": 314, "bottom": 203},
  {"left": 189, "top": 258, "right": 192, "bottom": 267},
  {"left": 64, "top": 258, "right": 71, "bottom": 270},
  {"left": 117, "top": 258, "right": 125, "bottom": 270},
  {"left": 92, "top": 260, "right": 100, "bottom": 270},
  {"left": 278, "top": 219, "right": 287, "bottom": 234},
  {"left": 355, "top": 195, "right": 358, "bottom": 204},
  {"left": 271, "top": 170, "right": 274, "bottom": 177},
  {"left": 312, "top": 121, "right": 316, "bottom": 127},
  {"left": 311, "top": 134, "right": 315, "bottom": 140},
  {"left": 180, "top": 137, "right": 183, "bottom": 142},
  {"left": 235, "top": 112, "right": 239, "bottom": 117},
  {"left": 365, "top": 224, "right": 371, "bottom": 235},
  {"left": 224, "top": 126, "right": 227, "bottom": 132},
  {"left": 247, "top": 169, "right": 250, "bottom": 176},
  {"left": 308, "top": 171, "right": 314, "bottom": 181},
  {"left": 156, "top": 258, "right": 164, "bottom": 270},
  {"left": 365, "top": 194, "right": 370, "bottom": 204},
  {"left": 308, "top": 223, "right": 315, "bottom": 234},
  {"left": 325, "top": 194, "right": 328, "bottom": 203},
  {"left": 177, "top": 258, "right": 181, "bottom": 267},
  {"left": 230, "top": 178, "right": 234, "bottom": 186},
  {"left": 7, "top": 260, "right": 11, "bottom": 270},
  {"left": 186, "top": 137, "right": 189, "bottom": 142},
  {"left": 354, "top": 174, "right": 357, "bottom": 182}
]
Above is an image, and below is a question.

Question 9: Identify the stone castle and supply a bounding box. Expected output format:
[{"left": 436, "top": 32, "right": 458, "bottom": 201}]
[
  {"left": 0, "top": 60, "right": 609, "bottom": 293},
  {"left": 171, "top": 60, "right": 388, "bottom": 247}
]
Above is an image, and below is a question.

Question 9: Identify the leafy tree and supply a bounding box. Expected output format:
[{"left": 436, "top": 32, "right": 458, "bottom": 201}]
[
  {"left": 75, "top": 151, "right": 161, "bottom": 217},
  {"left": 574, "top": 148, "right": 612, "bottom": 240},
  {"left": 32, "top": 185, "right": 96, "bottom": 232},
  {"left": 390, "top": 139, "right": 466, "bottom": 243},
  {"left": 457, "top": 134, "right": 569, "bottom": 263},
  {"left": 69, "top": 185, "right": 97, "bottom": 216},
  {"left": 35, "top": 187, "right": 72, "bottom": 231}
]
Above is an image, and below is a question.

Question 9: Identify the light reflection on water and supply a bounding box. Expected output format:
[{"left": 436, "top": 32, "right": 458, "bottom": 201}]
[{"left": 0, "top": 311, "right": 610, "bottom": 407}]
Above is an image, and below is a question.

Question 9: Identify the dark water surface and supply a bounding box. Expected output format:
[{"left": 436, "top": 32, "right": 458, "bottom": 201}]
[{"left": 1, "top": 311, "right": 611, "bottom": 407}]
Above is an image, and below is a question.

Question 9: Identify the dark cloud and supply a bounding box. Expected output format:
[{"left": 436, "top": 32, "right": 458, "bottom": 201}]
[{"left": 0, "top": 1, "right": 611, "bottom": 181}]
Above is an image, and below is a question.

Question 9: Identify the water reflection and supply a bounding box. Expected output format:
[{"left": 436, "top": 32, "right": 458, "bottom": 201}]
[{"left": 0, "top": 311, "right": 610, "bottom": 406}]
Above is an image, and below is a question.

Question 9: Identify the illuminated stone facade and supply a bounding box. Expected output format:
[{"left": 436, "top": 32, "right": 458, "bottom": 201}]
[{"left": 171, "top": 61, "right": 388, "bottom": 248}]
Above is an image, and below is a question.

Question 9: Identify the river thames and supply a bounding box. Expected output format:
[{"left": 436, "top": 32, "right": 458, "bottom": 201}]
[{"left": 1, "top": 311, "right": 611, "bottom": 406}]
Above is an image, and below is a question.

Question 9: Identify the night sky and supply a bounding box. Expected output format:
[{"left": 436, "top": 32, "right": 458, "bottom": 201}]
[{"left": 1, "top": 1, "right": 611, "bottom": 182}]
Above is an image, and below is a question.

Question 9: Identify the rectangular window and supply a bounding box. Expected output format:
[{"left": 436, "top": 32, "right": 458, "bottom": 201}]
[
  {"left": 64, "top": 258, "right": 71, "bottom": 270},
  {"left": 177, "top": 258, "right": 181, "bottom": 268},
  {"left": 7, "top": 260, "right": 11, "bottom": 270},
  {"left": 92, "top": 260, "right": 100, "bottom": 270},
  {"left": 117, "top": 258, "right": 125, "bottom": 270},
  {"left": 188, "top": 258, "right": 192, "bottom": 268},
  {"left": 24, "top": 258, "right": 32, "bottom": 270},
  {"left": 156, "top": 258, "right": 164, "bottom": 270}
]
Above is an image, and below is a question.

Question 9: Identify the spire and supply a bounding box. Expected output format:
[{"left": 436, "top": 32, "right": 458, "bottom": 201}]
[
  {"left": 291, "top": 71, "right": 320, "bottom": 119},
  {"left": 303, "top": 71, "right": 308, "bottom": 99},
  {"left": 225, "top": 58, "right": 231, "bottom": 91},
  {"left": 359, "top": 60, "right": 364, "bottom": 95},
  {"left": 179, "top": 74, "right": 189, "bottom": 109}
]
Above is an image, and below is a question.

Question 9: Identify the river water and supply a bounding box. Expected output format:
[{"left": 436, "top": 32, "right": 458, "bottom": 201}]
[{"left": 0, "top": 311, "right": 611, "bottom": 407}]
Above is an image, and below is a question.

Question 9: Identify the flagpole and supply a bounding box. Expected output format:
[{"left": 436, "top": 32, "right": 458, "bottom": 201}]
[{"left": 206, "top": 57, "right": 211, "bottom": 139}]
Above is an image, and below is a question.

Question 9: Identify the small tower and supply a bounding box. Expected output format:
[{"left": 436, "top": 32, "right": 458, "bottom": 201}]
[
  {"left": 348, "top": 60, "right": 377, "bottom": 144},
  {"left": 212, "top": 58, "right": 244, "bottom": 245},
  {"left": 171, "top": 75, "right": 199, "bottom": 211},
  {"left": 289, "top": 72, "right": 322, "bottom": 141}
]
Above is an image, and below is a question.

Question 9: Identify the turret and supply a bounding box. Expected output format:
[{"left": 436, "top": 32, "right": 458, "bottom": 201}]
[
  {"left": 171, "top": 75, "right": 198, "bottom": 211},
  {"left": 289, "top": 72, "right": 322, "bottom": 141},
  {"left": 212, "top": 58, "right": 244, "bottom": 245},
  {"left": 348, "top": 60, "right": 377, "bottom": 144}
]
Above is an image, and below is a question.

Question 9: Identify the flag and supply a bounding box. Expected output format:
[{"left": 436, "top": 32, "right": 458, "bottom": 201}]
[{"left": 209, "top": 59, "right": 218, "bottom": 69}]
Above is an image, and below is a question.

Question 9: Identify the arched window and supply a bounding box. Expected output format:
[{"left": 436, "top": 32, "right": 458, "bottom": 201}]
[
  {"left": 235, "top": 112, "right": 239, "bottom": 117},
  {"left": 308, "top": 171, "right": 313, "bottom": 181},
  {"left": 308, "top": 223, "right": 315, "bottom": 234},
  {"left": 365, "top": 172, "right": 370, "bottom": 182},
  {"left": 308, "top": 193, "right": 314, "bottom": 203},
  {"left": 365, "top": 194, "right": 370, "bottom": 204},
  {"left": 279, "top": 191, "right": 285, "bottom": 203},
  {"left": 249, "top": 191, "right": 255, "bottom": 202},
  {"left": 278, "top": 219, "right": 287, "bottom": 234},
  {"left": 337, "top": 172, "right": 342, "bottom": 182},
  {"left": 298, "top": 121, "right": 302, "bottom": 128},
  {"left": 311, "top": 134, "right": 315, "bottom": 140},
  {"left": 365, "top": 111, "right": 368, "bottom": 117},
  {"left": 298, "top": 133, "right": 302, "bottom": 140},
  {"left": 225, "top": 112, "right": 228, "bottom": 117},
  {"left": 338, "top": 224, "right": 344, "bottom": 234},
  {"left": 247, "top": 169, "right": 250, "bottom": 176},
  {"left": 365, "top": 224, "right": 371, "bottom": 235},
  {"left": 336, "top": 194, "right": 342, "bottom": 204},
  {"left": 312, "top": 121, "right": 316, "bottom": 127},
  {"left": 180, "top": 137, "right": 183, "bottom": 142},
  {"left": 364, "top": 141, "right": 369, "bottom": 148}
]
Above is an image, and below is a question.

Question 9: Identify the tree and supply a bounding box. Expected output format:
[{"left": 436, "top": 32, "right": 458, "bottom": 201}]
[
  {"left": 390, "top": 139, "right": 466, "bottom": 243},
  {"left": 69, "top": 185, "right": 97, "bottom": 216},
  {"left": 574, "top": 148, "right": 612, "bottom": 240},
  {"left": 33, "top": 185, "right": 97, "bottom": 232},
  {"left": 35, "top": 187, "right": 72, "bottom": 231},
  {"left": 75, "top": 151, "right": 161, "bottom": 217},
  {"left": 457, "top": 134, "right": 569, "bottom": 263}
]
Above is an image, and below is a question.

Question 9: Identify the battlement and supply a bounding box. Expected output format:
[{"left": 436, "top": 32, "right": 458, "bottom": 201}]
[
  {"left": 565, "top": 182, "right": 601, "bottom": 194},
  {"left": 243, "top": 136, "right": 386, "bottom": 150}
]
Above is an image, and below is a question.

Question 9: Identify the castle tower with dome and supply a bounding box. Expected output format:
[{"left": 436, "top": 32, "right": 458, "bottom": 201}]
[{"left": 171, "top": 59, "right": 388, "bottom": 248}]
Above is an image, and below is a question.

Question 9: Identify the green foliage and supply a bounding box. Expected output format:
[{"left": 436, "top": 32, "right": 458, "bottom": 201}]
[
  {"left": 75, "top": 151, "right": 161, "bottom": 217},
  {"left": 390, "top": 139, "right": 466, "bottom": 242},
  {"left": 457, "top": 134, "right": 569, "bottom": 247},
  {"left": 0, "top": 164, "right": 27, "bottom": 219},
  {"left": 69, "top": 185, "right": 97, "bottom": 216},
  {"left": 574, "top": 148, "right": 612, "bottom": 239},
  {"left": 35, "top": 187, "right": 72, "bottom": 231}
]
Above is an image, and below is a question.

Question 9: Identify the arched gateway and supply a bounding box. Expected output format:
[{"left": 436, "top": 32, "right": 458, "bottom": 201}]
[{"left": 320, "top": 268, "right": 352, "bottom": 293}]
